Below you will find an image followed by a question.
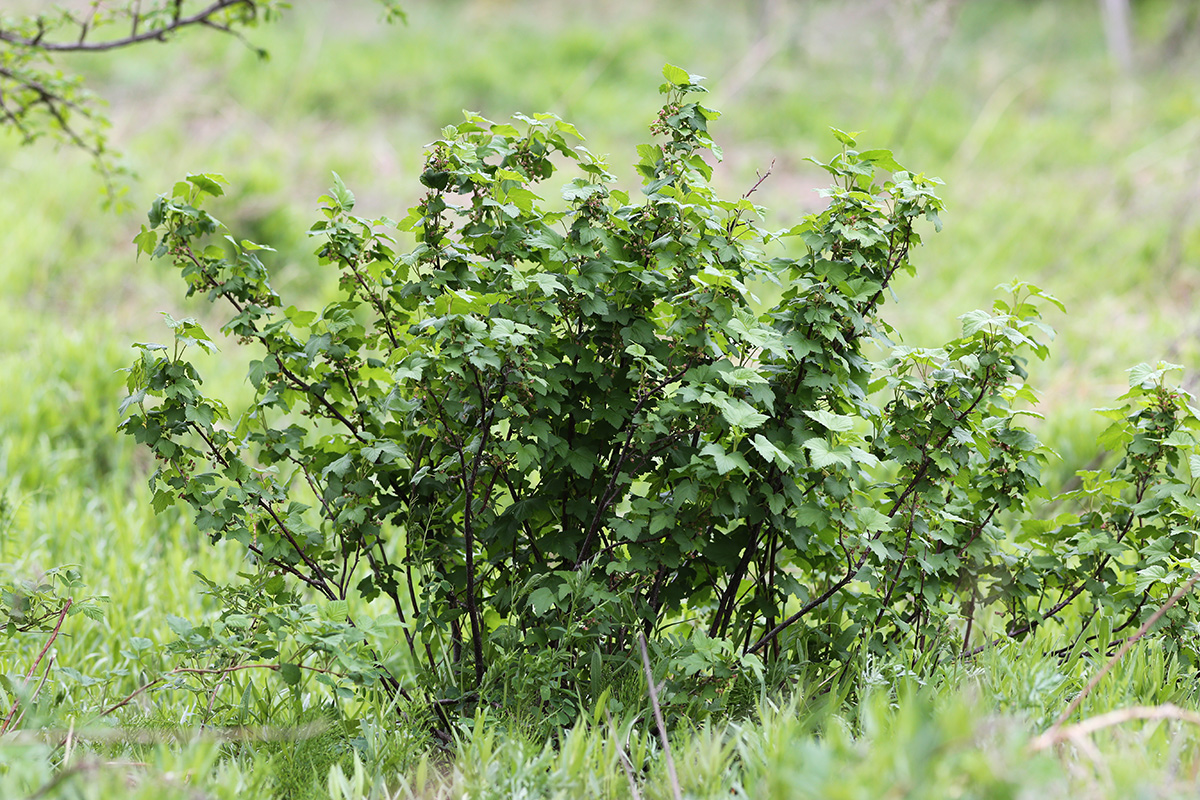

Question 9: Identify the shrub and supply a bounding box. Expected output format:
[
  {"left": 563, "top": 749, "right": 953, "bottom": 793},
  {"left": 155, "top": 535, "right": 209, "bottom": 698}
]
[{"left": 121, "top": 65, "right": 1200, "bottom": 727}]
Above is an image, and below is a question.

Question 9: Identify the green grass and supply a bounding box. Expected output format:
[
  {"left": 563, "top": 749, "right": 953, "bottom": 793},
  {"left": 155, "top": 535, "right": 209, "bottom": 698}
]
[
  {"left": 3, "top": 0, "right": 1200, "bottom": 796},
  {"left": 7, "top": 643, "right": 1200, "bottom": 798}
]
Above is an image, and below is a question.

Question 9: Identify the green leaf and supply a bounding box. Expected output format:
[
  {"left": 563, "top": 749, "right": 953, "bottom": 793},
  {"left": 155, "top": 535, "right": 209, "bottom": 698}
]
[
  {"left": 133, "top": 226, "right": 157, "bottom": 256},
  {"left": 856, "top": 507, "right": 892, "bottom": 533},
  {"left": 1127, "top": 362, "right": 1181, "bottom": 388},
  {"left": 166, "top": 615, "right": 194, "bottom": 638},
  {"left": 803, "top": 437, "right": 853, "bottom": 470},
  {"left": 795, "top": 504, "right": 828, "bottom": 528},
  {"left": 1127, "top": 362, "right": 1158, "bottom": 388},
  {"left": 566, "top": 449, "right": 596, "bottom": 478},
  {"left": 959, "top": 309, "right": 993, "bottom": 336},
  {"left": 362, "top": 441, "right": 409, "bottom": 466},
  {"left": 279, "top": 663, "right": 302, "bottom": 686},
  {"left": 330, "top": 172, "right": 356, "bottom": 211},
  {"left": 830, "top": 128, "right": 861, "bottom": 147},
  {"left": 1134, "top": 565, "right": 1166, "bottom": 594},
  {"left": 1096, "top": 421, "right": 1129, "bottom": 451},
  {"left": 118, "top": 389, "right": 146, "bottom": 415},
  {"left": 662, "top": 63, "right": 691, "bottom": 86},
  {"left": 857, "top": 149, "right": 904, "bottom": 172},
  {"left": 752, "top": 434, "right": 794, "bottom": 468},
  {"left": 186, "top": 173, "right": 227, "bottom": 197},
  {"left": 322, "top": 600, "right": 349, "bottom": 621},
  {"left": 719, "top": 397, "right": 768, "bottom": 431},
  {"left": 700, "top": 443, "right": 751, "bottom": 476},
  {"left": 529, "top": 587, "right": 557, "bottom": 616},
  {"left": 803, "top": 409, "right": 855, "bottom": 432},
  {"left": 1162, "top": 431, "right": 1197, "bottom": 448}
]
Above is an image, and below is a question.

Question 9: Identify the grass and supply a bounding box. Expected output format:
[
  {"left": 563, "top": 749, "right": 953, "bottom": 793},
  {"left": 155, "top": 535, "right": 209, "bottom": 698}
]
[
  {"left": 7, "top": 642, "right": 1200, "bottom": 798},
  {"left": 3, "top": 0, "right": 1200, "bottom": 796}
]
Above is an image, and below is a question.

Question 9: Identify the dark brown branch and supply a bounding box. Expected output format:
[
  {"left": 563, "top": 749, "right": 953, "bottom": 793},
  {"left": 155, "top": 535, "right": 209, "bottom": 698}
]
[
  {"left": 870, "top": 495, "right": 921, "bottom": 631},
  {"left": 577, "top": 360, "right": 696, "bottom": 567},
  {"left": 189, "top": 423, "right": 337, "bottom": 599},
  {"left": 460, "top": 365, "right": 503, "bottom": 684},
  {"left": 246, "top": 542, "right": 335, "bottom": 597},
  {"left": 726, "top": 159, "right": 774, "bottom": 237},
  {"left": 0, "top": 1, "right": 256, "bottom": 53}
]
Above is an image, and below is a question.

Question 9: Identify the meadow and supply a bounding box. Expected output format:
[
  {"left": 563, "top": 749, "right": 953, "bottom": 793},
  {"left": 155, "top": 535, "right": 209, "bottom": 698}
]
[{"left": 2, "top": 1, "right": 1200, "bottom": 797}]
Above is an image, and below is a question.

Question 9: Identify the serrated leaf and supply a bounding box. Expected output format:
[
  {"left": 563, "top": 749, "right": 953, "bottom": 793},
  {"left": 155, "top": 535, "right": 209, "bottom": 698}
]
[
  {"left": 752, "top": 434, "right": 794, "bottom": 468},
  {"left": 133, "top": 226, "right": 157, "bottom": 256},
  {"left": 803, "top": 409, "right": 855, "bottom": 432},
  {"left": 795, "top": 503, "right": 828, "bottom": 528},
  {"left": 846, "top": 446, "right": 880, "bottom": 468},
  {"left": 323, "top": 600, "right": 349, "bottom": 621},
  {"left": 166, "top": 615, "right": 194, "bottom": 637},
  {"left": 803, "top": 437, "right": 853, "bottom": 470},
  {"left": 701, "top": 443, "right": 751, "bottom": 476},
  {"left": 720, "top": 398, "right": 768, "bottom": 431},
  {"left": 1128, "top": 362, "right": 1158, "bottom": 388},
  {"left": 857, "top": 149, "right": 904, "bottom": 172},
  {"left": 960, "top": 309, "right": 992, "bottom": 336},
  {"left": 279, "top": 663, "right": 302, "bottom": 686},
  {"left": 186, "top": 173, "right": 226, "bottom": 197},
  {"left": 1134, "top": 565, "right": 1166, "bottom": 594},
  {"left": 662, "top": 63, "right": 691, "bottom": 86},
  {"left": 529, "top": 587, "right": 557, "bottom": 616},
  {"left": 1095, "top": 421, "right": 1129, "bottom": 451},
  {"left": 118, "top": 389, "right": 147, "bottom": 416},
  {"left": 856, "top": 507, "right": 892, "bottom": 533},
  {"left": 362, "top": 440, "right": 409, "bottom": 466},
  {"left": 830, "top": 128, "right": 861, "bottom": 147},
  {"left": 566, "top": 448, "right": 595, "bottom": 478},
  {"left": 1162, "top": 431, "right": 1197, "bottom": 448}
]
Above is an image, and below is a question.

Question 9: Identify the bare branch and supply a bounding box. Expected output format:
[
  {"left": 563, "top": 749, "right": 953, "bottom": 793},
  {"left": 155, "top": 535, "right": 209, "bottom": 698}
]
[{"left": 0, "top": 1, "right": 257, "bottom": 53}]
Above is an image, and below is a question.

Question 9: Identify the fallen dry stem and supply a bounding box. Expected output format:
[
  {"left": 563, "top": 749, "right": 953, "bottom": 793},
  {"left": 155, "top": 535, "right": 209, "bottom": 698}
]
[
  {"left": 1039, "top": 571, "right": 1200, "bottom": 742},
  {"left": 1030, "top": 703, "right": 1200, "bottom": 751}
]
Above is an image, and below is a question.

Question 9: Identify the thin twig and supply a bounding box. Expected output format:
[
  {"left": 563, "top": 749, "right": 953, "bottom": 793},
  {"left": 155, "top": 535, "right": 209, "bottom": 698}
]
[
  {"left": 0, "top": 598, "right": 71, "bottom": 735},
  {"left": 726, "top": 160, "right": 774, "bottom": 236},
  {"left": 638, "top": 633, "right": 682, "bottom": 800},
  {"left": 99, "top": 661, "right": 349, "bottom": 717}
]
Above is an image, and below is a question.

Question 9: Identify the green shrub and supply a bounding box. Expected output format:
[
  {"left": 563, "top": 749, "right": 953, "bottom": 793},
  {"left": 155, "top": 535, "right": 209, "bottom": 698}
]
[{"left": 120, "top": 65, "right": 1200, "bottom": 729}]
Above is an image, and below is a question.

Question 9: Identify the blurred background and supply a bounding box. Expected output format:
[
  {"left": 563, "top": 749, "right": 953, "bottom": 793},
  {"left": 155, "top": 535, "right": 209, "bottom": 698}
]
[{"left": 2, "top": 0, "right": 1198, "bottom": 637}]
